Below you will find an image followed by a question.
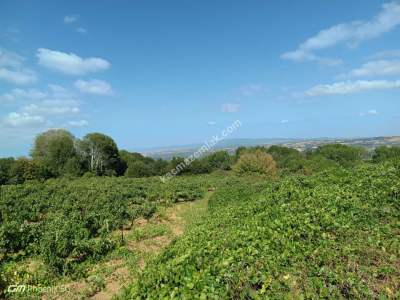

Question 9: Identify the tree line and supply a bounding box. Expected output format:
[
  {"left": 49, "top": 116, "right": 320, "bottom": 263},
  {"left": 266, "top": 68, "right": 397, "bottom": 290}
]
[{"left": 1, "top": 129, "right": 400, "bottom": 185}]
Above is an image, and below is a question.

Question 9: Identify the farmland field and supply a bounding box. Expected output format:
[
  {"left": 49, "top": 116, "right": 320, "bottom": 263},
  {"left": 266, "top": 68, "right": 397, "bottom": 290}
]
[
  {"left": 1, "top": 157, "right": 399, "bottom": 299},
  {"left": 0, "top": 175, "right": 217, "bottom": 298},
  {"left": 118, "top": 161, "right": 400, "bottom": 299}
]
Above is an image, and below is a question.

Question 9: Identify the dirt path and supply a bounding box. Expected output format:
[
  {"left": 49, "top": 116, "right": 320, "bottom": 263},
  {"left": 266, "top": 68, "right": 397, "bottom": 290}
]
[{"left": 46, "top": 191, "right": 213, "bottom": 300}]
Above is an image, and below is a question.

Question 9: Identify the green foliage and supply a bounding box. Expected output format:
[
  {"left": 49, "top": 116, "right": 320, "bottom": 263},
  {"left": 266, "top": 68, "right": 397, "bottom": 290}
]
[
  {"left": 124, "top": 161, "right": 400, "bottom": 299},
  {"left": 31, "top": 129, "right": 78, "bottom": 177},
  {"left": 0, "top": 175, "right": 207, "bottom": 279},
  {"left": 310, "top": 143, "right": 365, "bottom": 168},
  {"left": 39, "top": 212, "right": 115, "bottom": 274},
  {"left": 233, "top": 150, "right": 277, "bottom": 176},
  {"left": 7, "top": 157, "right": 50, "bottom": 184},
  {"left": 125, "top": 160, "right": 153, "bottom": 178},
  {"left": 267, "top": 145, "right": 308, "bottom": 174},
  {"left": 79, "top": 133, "right": 123, "bottom": 176},
  {"left": 372, "top": 145, "right": 400, "bottom": 162},
  {"left": 204, "top": 151, "right": 232, "bottom": 171},
  {"left": 120, "top": 150, "right": 169, "bottom": 177},
  {"left": 63, "top": 156, "right": 85, "bottom": 177},
  {"left": 0, "top": 158, "right": 14, "bottom": 185}
]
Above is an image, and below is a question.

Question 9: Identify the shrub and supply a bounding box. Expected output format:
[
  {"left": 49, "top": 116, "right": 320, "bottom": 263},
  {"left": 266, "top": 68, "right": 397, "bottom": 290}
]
[
  {"left": 267, "top": 146, "right": 307, "bottom": 174},
  {"left": 233, "top": 150, "right": 277, "bottom": 176},
  {"left": 310, "top": 143, "right": 365, "bottom": 168},
  {"left": 125, "top": 161, "right": 153, "bottom": 177},
  {"left": 372, "top": 146, "right": 400, "bottom": 162}
]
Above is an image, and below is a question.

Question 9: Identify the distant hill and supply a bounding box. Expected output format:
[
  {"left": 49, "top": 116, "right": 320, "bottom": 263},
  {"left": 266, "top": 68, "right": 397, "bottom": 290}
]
[{"left": 140, "top": 136, "right": 400, "bottom": 160}]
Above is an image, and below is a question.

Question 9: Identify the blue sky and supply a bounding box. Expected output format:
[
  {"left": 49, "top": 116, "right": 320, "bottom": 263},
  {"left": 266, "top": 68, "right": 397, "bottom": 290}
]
[{"left": 0, "top": 0, "right": 399, "bottom": 156}]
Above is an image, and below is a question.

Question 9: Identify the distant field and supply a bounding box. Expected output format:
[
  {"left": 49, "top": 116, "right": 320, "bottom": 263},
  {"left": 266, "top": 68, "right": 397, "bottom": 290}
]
[{"left": 144, "top": 136, "right": 400, "bottom": 160}]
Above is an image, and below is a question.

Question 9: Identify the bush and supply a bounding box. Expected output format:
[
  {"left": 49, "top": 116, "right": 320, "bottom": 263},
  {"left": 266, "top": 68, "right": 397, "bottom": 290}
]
[
  {"left": 267, "top": 146, "right": 307, "bottom": 174},
  {"left": 310, "top": 144, "right": 365, "bottom": 168},
  {"left": 125, "top": 161, "right": 153, "bottom": 177},
  {"left": 0, "top": 158, "right": 14, "bottom": 185},
  {"left": 233, "top": 150, "right": 277, "bottom": 176},
  {"left": 372, "top": 146, "right": 400, "bottom": 162}
]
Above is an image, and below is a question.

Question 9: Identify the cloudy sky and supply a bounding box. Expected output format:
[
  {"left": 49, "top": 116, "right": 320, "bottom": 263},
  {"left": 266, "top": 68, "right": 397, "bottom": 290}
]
[{"left": 1, "top": 1, "right": 399, "bottom": 156}]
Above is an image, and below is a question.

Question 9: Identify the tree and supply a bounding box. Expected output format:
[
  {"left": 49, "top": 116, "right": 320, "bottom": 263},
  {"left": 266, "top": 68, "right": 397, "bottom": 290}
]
[
  {"left": 168, "top": 157, "right": 187, "bottom": 175},
  {"left": 233, "top": 150, "right": 277, "bottom": 176},
  {"left": 31, "top": 129, "right": 77, "bottom": 177},
  {"left": 152, "top": 159, "right": 168, "bottom": 175},
  {"left": 205, "top": 151, "right": 232, "bottom": 171},
  {"left": 310, "top": 144, "right": 365, "bottom": 168},
  {"left": 63, "top": 157, "right": 86, "bottom": 177},
  {"left": 235, "top": 146, "right": 267, "bottom": 161},
  {"left": 8, "top": 157, "right": 46, "bottom": 184},
  {"left": 267, "top": 146, "right": 307, "bottom": 174},
  {"left": 120, "top": 150, "right": 167, "bottom": 177},
  {"left": 372, "top": 146, "right": 400, "bottom": 162},
  {"left": 0, "top": 158, "right": 14, "bottom": 185},
  {"left": 125, "top": 160, "right": 153, "bottom": 177},
  {"left": 79, "top": 133, "right": 122, "bottom": 176},
  {"left": 187, "top": 158, "right": 211, "bottom": 174}
]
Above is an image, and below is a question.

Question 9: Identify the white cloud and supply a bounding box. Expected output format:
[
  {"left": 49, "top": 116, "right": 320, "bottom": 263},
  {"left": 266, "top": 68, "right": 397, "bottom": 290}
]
[
  {"left": 22, "top": 85, "right": 81, "bottom": 116},
  {"left": 0, "top": 49, "right": 24, "bottom": 68},
  {"left": 0, "top": 88, "right": 47, "bottom": 102},
  {"left": 67, "top": 120, "right": 89, "bottom": 127},
  {"left": 64, "top": 15, "right": 77, "bottom": 23},
  {"left": 76, "top": 27, "right": 87, "bottom": 34},
  {"left": 74, "top": 79, "right": 114, "bottom": 95},
  {"left": 281, "top": 50, "right": 342, "bottom": 66},
  {"left": 305, "top": 80, "right": 400, "bottom": 96},
  {"left": 341, "top": 60, "right": 400, "bottom": 78},
  {"left": 207, "top": 121, "right": 216, "bottom": 126},
  {"left": 2, "top": 112, "right": 45, "bottom": 127},
  {"left": 221, "top": 103, "right": 240, "bottom": 113},
  {"left": 0, "top": 68, "right": 37, "bottom": 85},
  {"left": 37, "top": 48, "right": 110, "bottom": 75},
  {"left": 282, "top": 2, "right": 400, "bottom": 64},
  {"left": 0, "top": 49, "right": 37, "bottom": 85},
  {"left": 280, "top": 119, "right": 289, "bottom": 124},
  {"left": 23, "top": 101, "right": 80, "bottom": 115},
  {"left": 360, "top": 109, "right": 378, "bottom": 116},
  {"left": 1, "top": 85, "right": 81, "bottom": 118}
]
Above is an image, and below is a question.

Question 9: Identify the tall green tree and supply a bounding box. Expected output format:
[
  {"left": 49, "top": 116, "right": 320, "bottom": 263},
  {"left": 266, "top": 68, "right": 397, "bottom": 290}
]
[
  {"left": 0, "top": 158, "right": 14, "bottom": 185},
  {"left": 79, "top": 133, "right": 123, "bottom": 175},
  {"left": 31, "top": 129, "right": 77, "bottom": 177},
  {"left": 205, "top": 151, "right": 232, "bottom": 170}
]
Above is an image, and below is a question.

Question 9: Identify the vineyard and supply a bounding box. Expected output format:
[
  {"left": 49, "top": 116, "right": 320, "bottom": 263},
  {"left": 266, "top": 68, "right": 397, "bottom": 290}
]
[
  {"left": 119, "top": 161, "right": 400, "bottom": 299},
  {"left": 1, "top": 158, "right": 399, "bottom": 299},
  {"left": 0, "top": 175, "right": 216, "bottom": 297}
]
